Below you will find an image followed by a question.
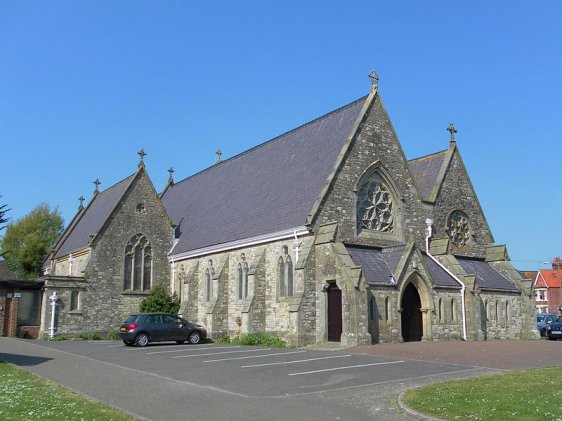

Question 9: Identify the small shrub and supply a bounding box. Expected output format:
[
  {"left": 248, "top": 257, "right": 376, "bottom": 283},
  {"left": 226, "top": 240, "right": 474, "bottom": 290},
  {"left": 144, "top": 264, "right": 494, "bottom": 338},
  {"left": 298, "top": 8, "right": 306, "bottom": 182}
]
[
  {"left": 230, "top": 337, "right": 241, "bottom": 345},
  {"left": 139, "top": 284, "right": 180, "bottom": 314},
  {"left": 239, "top": 333, "right": 285, "bottom": 348},
  {"left": 217, "top": 336, "right": 232, "bottom": 344},
  {"left": 72, "top": 333, "right": 88, "bottom": 340},
  {"left": 51, "top": 335, "right": 66, "bottom": 341},
  {"left": 107, "top": 329, "right": 119, "bottom": 340},
  {"left": 87, "top": 332, "right": 101, "bottom": 340}
]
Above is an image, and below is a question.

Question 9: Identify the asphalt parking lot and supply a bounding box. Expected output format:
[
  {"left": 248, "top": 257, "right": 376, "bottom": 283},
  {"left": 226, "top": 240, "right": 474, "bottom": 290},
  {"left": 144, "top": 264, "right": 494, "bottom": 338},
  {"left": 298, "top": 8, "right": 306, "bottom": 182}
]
[
  {"left": 5, "top": 338, "right": 537, "bottom": 421},
  {"left": 22, "top": 340, "right": 483, "bottom": 398}
]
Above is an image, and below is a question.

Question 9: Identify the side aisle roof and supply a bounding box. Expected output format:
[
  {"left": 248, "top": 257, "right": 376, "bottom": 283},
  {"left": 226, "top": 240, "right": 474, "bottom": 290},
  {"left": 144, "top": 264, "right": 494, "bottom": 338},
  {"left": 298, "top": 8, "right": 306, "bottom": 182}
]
[{"left": 163, "top": 97, "right": 367, "bottom": 255}]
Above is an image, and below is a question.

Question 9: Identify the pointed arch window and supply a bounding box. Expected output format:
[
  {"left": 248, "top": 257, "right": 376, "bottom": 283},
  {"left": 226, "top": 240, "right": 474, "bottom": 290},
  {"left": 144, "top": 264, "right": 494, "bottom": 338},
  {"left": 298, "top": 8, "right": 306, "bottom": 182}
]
[
  {"left": 206, "top": 260, "right": 215, "bottom": 303},
  {"left": 123, "top": 234, "right": 152, "bottom": 292},
  {"left": 278, "top": 246, "right": 294, "bottom": 298},
  {"left": 356, "top": 173, "right": 395, "bottom": 234},
  {"left": 237, "top": 254, "right": 249, "bottom": 300}
]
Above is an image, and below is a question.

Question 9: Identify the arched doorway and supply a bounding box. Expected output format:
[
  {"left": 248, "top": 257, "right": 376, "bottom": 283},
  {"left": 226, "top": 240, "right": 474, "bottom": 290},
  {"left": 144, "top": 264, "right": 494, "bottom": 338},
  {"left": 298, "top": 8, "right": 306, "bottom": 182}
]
[
  {"left": 401, "top": 283, "right": 422, "bottom": 342},
  {"left": 327, "top": 284, "right": 342, "bottom": 342}
]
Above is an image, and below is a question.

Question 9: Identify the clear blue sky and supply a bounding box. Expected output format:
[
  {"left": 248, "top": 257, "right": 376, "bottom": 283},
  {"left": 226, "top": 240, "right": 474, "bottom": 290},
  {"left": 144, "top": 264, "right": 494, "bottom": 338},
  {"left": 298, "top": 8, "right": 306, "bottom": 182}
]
[{"left": 1, "top": 1, "right": 560, "bottom": 270}]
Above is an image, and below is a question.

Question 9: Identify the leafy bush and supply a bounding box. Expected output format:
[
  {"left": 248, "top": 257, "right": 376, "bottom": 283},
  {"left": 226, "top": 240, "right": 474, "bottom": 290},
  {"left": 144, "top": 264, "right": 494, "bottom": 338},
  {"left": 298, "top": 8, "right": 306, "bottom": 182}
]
[
  {"left": 240, "top": 333, "right": 285, "bottom": 348},
  {"left": 51, "top": 335, "right": 66, "bottom": 341},
  {"left": 139, "top": 284, "right": 180, "bottom": 314},
  {"left": 217, "top": 336, "right": 232, "bottom": 344},
  {"left": 107, "top": 329, "right": 119, "bottom": 340}
]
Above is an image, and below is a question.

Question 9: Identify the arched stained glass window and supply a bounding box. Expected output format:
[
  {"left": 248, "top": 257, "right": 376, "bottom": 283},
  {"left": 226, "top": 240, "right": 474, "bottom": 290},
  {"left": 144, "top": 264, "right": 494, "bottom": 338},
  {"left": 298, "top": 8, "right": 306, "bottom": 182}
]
[
  {"left": 278, "top": 246, "right": 294, "bottom": 298},
  {"left": 237, "top": 263, "right": 243, "bottom": 300},
  {"left": 278, "top": 257, "right": 285, "bottom": 297},
  {"left": 123, "top": 234, "right": 152, "bottom": 292}
]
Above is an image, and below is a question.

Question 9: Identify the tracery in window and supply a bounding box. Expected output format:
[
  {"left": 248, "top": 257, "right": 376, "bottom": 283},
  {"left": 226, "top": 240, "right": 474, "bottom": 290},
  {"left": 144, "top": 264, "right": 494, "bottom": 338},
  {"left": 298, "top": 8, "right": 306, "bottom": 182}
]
[
  {"left": 278, "top": 246, "right": 294, "bottom": 297},
  {"left": 123, "top": 234, "right": 152, "bottom": 292},
  {"left": 356, "top": 177, "right": 394, "bottom": 234},
  {"left": 446, "top": 210, "right": 471, "bottom": 247}
]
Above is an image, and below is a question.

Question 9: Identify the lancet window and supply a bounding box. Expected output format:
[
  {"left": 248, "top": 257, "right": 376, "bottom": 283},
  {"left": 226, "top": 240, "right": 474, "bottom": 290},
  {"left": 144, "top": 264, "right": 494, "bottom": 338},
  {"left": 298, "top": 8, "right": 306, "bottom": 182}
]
[
  {"left": 238, "top": 254, "right": 249, "bottom": 300},
  {"left": 278, "top": 245, "right": 294, "bottom": 297},
  {"left": 123, "top": 234, "right": 152, "bottom": 292}
]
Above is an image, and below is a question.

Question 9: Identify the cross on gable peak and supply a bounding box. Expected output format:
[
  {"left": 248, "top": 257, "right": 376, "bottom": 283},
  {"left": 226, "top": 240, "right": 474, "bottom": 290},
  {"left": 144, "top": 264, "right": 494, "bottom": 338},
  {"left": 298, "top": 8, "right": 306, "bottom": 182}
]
[
  {"left": 93, "top": 179, "right": 101, "bottom": 195},
  {"left": 447, "top": 123, "right": 458, "bottom": 142},
  {"left": 137, "top": 148, "right": 147, "bottom": 167}
]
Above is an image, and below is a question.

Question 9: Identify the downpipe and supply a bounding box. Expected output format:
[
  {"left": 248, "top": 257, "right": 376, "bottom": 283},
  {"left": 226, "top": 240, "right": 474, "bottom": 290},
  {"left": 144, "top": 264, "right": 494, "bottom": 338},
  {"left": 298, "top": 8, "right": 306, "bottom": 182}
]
[{"left": 425, "top": 218, "right": 467, "bottom": 341}]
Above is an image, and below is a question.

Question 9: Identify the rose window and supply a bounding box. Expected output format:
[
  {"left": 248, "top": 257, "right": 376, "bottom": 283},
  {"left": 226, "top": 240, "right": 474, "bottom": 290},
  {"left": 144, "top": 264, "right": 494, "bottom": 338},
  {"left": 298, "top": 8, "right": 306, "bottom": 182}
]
[
  {"left": 357, "top": 180, "right": 394, "bottom": 233},
  {"left": 447, "top": 210, "right": 471, "bottom": 247}
]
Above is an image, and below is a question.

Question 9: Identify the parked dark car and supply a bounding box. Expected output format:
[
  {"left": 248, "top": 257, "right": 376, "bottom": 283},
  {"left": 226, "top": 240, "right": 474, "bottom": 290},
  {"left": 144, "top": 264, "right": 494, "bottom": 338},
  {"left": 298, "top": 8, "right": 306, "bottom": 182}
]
[
  {"left": 537, "top": 313, "right": 558, "bottom": 337},
  {"left": 119, "top": 313, "right": 206, "bottom": 346},
  {"left": 546, "top": 316, "right": 562, "bottom": 340}
]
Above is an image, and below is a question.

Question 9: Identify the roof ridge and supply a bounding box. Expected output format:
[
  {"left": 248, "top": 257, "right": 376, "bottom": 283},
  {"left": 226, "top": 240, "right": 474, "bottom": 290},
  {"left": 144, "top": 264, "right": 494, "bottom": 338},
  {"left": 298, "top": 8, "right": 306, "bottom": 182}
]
[
  {"left": 408, "top": 148, "right": 449, "bottom": 163},
  {"left": 166, "top": 96, "right": 368, "bottom": 191}
]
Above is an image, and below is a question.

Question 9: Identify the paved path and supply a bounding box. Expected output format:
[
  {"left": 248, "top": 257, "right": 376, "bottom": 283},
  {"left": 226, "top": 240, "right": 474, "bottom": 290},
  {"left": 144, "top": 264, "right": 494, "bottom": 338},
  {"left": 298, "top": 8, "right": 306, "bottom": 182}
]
[
  {"left": 1, "top": 338, "right": 560, "bottom": 420},
  {"left": 348, "top": 339, "right": 562, "bottom": 370}
]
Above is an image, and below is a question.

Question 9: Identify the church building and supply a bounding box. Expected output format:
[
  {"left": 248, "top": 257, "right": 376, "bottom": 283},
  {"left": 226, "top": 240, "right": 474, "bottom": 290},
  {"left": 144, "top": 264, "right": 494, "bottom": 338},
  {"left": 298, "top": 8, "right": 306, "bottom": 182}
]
[{"left": 40, "top": 74, "right": 537, "bottom": 345}]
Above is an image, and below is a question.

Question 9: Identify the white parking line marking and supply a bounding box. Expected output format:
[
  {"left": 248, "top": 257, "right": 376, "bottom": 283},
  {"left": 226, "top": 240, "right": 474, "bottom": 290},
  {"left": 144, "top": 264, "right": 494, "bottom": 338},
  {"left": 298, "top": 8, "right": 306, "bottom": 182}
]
[
  {"left": 241, "top": 354, "right": 352, "bottom": 368},
  {"left": 172, "top": 348, "right": 272, "bottom": 359},
  {"left": 204, "top": 350, "right": 306, "bottom": 363},
  {"left": 146, "top": 346, "right": 239, "bottom": 355},
  {"left": 106, "top": 344, "right": 125, "bottom": 348},
  {"left": 288, "top": 360, "right": 405, "bottom": 376}
]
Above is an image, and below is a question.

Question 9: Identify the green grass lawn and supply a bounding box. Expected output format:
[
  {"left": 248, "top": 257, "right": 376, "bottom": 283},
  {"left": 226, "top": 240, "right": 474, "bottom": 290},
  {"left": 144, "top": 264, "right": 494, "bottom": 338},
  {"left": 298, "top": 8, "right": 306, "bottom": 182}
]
[
  {"left": 404, "top": 365, "right": 562, "bottom": 420},
  {"left": 0, "top": 360, "right": 137, "bottom": 421}
]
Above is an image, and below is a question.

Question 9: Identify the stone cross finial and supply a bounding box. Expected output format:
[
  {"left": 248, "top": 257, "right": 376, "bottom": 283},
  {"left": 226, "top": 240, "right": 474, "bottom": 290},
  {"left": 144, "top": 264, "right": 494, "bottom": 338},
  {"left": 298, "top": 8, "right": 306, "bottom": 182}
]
[
  {"left": 368, "top": 71, "right": 379, "bottom": 92},
  {"left": 137, "top": 148, "right": 147, "bottom": 167},
  {"left": 78, "top": 195, "right": 85, "bottom": 210},
  {"left": 93, "top": 179, "right": 101, "bottom": 195},
  {"left": 216, "top": 149, "right": 222, "bottom": 164},
  {"left": 447, "top": 123, "right": 458, "bottom": 142},
  {"left": 168, "top": 166, "right": 175, "bottom": 183}
]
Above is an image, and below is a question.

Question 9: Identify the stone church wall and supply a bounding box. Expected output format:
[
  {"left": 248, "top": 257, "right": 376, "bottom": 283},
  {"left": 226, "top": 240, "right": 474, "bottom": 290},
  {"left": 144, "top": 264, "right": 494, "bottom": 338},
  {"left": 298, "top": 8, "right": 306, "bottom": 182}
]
[
  {"left": 48, "top": 171, "right": 173, "bottom": 335},
  {"left": 175, "top": 236, "right": 317, "bottom": 344},
  {"left": 314, "top": 96, "right": 429, "bottom": 249},
  {"left": 430, "top": 150, "right": 493, "bottom": 258}
]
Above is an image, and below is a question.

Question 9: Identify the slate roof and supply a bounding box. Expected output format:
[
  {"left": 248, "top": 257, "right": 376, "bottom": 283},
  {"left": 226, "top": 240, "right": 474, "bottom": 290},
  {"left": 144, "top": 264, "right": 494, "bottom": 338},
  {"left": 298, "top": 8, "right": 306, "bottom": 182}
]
[
  {"left": 163, "top": 97, "right": 367, "bottom": 255},
  {"left": 346, "top": 245, "right": 461, "bottom": 288},
  {"left": 346, "top": 246, "right": 394, "bottom": 285},
  {"left": 54, "top": 175, "right": 135, "bottom": 258},
  {"left": 457, "top": 258, "right": 520, "bottom": 292},
  {"left": 408, "top": 150, "right": 448, "bottom": 201},
  {"left": 422, "top": 254, "right": 462, "bottom": 288}
]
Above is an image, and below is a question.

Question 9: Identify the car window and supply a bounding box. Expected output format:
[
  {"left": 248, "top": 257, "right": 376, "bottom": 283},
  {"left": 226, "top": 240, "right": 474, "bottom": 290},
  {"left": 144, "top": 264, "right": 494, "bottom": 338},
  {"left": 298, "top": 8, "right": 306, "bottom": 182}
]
[
  {"left": 162, "top": 315, "right": 181, "bottom": 324},
  {"left": 145, "top": 315, "right": 161, "bottom": 324},
  {"left": 126, "top": 315, "right": 138, "bottom": 324},
  {"left": 537, "top": 315, "right": 545, "bottom": 322}
]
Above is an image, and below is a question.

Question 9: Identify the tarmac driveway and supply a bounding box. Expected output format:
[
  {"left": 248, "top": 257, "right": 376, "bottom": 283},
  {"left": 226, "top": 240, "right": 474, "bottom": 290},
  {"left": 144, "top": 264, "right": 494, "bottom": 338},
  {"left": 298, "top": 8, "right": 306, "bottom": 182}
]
[{"left": 2, "top": 338, "right": 560, "bottom": 421}]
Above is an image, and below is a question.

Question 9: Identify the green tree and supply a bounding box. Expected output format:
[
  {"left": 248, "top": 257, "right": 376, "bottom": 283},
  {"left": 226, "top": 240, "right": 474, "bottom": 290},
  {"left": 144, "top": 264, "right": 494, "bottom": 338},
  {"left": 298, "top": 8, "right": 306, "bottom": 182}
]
[
  {"left": 0, "top": 196, "right": 9, "bottom": 232},
  {"left": 139, "top": 284, "right": 180, "bottom": 314},
  {"left": 0, "top": 203, "right": 64, "bottom": 279}
]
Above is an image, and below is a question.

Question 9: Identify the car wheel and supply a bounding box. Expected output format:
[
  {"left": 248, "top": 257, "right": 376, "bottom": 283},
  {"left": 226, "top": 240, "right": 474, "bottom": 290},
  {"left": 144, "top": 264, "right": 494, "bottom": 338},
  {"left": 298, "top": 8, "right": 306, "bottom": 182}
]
[
  {"left": 176, "top": 340, "right": 186, "bottom": 344},
  {"left": 188, "top": 331, "right": 201, "bottom": 344},
  {"left": 135, "top": 333, "right": 149, "bottom": 347},
  {"left": 123, "top": 340, "right": 134, "bottom": 346}
]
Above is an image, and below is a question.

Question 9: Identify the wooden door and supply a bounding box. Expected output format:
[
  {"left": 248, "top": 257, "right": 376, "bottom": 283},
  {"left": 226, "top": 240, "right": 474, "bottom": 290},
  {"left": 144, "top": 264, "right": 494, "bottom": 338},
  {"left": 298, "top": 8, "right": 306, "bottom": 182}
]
[{"left": 327, "top": 285, "right": 342, "bottom": 342}]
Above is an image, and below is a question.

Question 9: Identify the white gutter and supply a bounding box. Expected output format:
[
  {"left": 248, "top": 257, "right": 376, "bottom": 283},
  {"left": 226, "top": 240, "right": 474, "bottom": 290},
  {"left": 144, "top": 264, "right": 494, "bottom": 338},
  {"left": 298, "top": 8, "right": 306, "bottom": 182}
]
[
  {"left": 425, "top": 218, "right": 467, "bottom": 341},
  {"left": 169, "top": 226, "right": 310, "bottom": 262}
]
